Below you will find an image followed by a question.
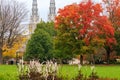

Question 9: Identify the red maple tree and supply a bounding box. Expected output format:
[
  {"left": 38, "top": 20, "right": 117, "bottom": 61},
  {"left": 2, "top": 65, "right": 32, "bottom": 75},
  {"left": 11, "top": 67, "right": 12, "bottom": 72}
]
[
  {"left": 102, "top": 0, "right": 120, "bottom": 63},
  {"left": 102, "top": 0, "right": 120, "bottom": 31},
  {"left": 55, "top": 0, "right": 116, "bottom": 64}
]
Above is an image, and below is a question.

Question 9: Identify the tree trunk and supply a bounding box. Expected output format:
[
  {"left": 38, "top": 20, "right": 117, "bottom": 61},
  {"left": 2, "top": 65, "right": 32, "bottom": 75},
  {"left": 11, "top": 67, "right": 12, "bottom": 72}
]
[
  {"left": 0, "top": 34, "right": 4, "bottom": 64},
  {"left": 90, "top": 54, "right": 95, "bottom": 65},
  {"left": 0, "top": 46, "right": 3, "bottom": 64},
  {"left": 106, "top": 50, "right": 110, "bottom": 64},
  {"left": 80, "top": 55, "right": 83, "bottom": 65},
  {"left": 59, "top": 58, "right": 62, "bottom": 64}
]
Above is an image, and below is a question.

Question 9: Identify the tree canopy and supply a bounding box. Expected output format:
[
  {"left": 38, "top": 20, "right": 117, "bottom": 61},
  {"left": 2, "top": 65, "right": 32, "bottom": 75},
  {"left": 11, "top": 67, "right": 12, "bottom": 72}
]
[
  {"left": 0, "top": 0, "right": 27, "bottom": 64},
  {"left": 24, "top": 22, "right": 54, "bottom": 62},
  {"left": 55, "top": 0, "right": 116, "bottom": 64},
  {"left": 102, "top": 0, "right": 120, "bottom": 56}
]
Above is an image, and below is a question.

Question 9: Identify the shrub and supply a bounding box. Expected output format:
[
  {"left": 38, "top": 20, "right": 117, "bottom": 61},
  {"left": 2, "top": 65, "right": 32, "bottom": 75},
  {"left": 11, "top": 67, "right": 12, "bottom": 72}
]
[{"left": 17, "top": 60, "right": 63, "bottom": 80}]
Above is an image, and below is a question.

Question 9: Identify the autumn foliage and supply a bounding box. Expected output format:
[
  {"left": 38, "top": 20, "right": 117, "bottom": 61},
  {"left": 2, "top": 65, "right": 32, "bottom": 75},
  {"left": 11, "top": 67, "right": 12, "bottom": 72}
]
[
  {"left": 55, "top": 0, "right": 116, "bottom": 48},
  {"left": 2, "top": 36, "right": 27, "bottom": 58},
  {"left": 103, "top": 0, "right": 120, "bottom": 31}
]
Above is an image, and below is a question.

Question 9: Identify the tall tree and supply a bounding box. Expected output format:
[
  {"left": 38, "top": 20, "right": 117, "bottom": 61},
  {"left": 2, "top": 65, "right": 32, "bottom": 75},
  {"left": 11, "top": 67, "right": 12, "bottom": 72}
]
[
  {"left": 102, "top": 0, "right": 120, "bottom": 58},
  {"left": 102, "top": 0, "right": 120, "bottom": 30},
  {"left": 24, "top": 22, "right": 54, "bottom": 62},
  {"left": 55, "top": 0, "right": 116, "bottom": 64},
  {"left": 0, "top": 0, "right": 27, "bottom": 64},
  {"left": 37, "top": 21, "right": 56, "bottom": 37}
]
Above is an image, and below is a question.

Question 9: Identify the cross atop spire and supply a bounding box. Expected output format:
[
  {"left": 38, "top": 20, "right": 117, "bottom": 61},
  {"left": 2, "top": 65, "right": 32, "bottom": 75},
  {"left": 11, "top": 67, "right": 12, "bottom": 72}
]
[{"left": 48, "top": 0, "right": 56, "bottom": 21}]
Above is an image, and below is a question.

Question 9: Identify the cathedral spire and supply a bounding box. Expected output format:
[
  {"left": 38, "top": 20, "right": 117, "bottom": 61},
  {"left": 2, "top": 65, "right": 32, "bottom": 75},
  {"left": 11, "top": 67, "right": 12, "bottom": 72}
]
[
  {"left": 29, "top": 0, "right": 39, "bottom": 35},
  {"left": 48, "top": 0, "right": 56, "bottom": 21},
  {"left": 31, "top": 0, "right": 39, "bottom": 23}
]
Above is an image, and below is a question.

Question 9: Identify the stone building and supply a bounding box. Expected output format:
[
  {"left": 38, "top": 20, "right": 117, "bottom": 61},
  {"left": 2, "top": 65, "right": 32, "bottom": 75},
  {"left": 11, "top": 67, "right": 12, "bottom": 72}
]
[{"left": 48, "top": 0, "right": 56, "bottom": 21}]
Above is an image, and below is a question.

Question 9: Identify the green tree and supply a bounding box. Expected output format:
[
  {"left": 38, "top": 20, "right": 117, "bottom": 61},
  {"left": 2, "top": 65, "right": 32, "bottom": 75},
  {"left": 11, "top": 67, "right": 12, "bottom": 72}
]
[
  {"left": 115, "top": 32, "right": 120, "bottom": 56},
  {"left": 37, "top": 21, "right": 56, "bottom": 37},
  {"left": 54, "top": 26, "right": 84, "bottom": 64},
  {"left": 24, "top": 25, "right": 53, "bottom": 62}
]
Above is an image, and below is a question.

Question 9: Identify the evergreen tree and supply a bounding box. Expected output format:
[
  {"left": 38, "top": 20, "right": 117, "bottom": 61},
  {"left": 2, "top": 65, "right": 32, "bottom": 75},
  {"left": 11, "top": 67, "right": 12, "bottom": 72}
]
[{"left": 24, "top": 22, "right": 53, "bottom": 62}]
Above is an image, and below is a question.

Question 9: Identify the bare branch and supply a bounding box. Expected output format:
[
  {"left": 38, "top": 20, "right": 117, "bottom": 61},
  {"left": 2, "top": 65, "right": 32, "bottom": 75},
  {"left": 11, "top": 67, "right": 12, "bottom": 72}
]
[{"left": 0, "top": 0, "right": 28, "bottom": 64}]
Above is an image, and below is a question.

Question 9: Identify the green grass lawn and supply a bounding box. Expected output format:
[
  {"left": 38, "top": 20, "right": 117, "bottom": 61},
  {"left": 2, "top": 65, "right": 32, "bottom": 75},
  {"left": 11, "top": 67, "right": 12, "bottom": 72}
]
[
  {"left": 58, "top": 65, "right": 120, "bottom": 80},
  {"left": 0, "top": 65, "right": 120, "bottom": 80},
  {"left": 0, "top": 65, "right": 18, "bottom": 80}
]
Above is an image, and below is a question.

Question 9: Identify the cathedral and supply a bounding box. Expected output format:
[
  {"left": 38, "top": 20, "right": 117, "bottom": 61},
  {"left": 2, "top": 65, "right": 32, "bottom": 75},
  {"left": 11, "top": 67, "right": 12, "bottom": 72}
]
[
  {"left": 48, "top": 0, "right": 56, "bottom": 21},
  {"left": 18, "top": 0, "right": 56, "bottom": 55},
  {"left": 30, "top": 0, "right": 56, "bottom": 23},
  {"left": 29, "top": 0, "right": 56, "bottom": 35}
]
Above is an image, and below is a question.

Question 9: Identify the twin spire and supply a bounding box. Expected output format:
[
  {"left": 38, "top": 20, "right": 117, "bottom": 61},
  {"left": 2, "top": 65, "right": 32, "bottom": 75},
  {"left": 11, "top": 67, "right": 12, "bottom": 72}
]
[
  {"left": 31, "top": 0, "right": 56, "bottom": 23},
  {"left": 31, "top": 0, "right": 39, "bottom": 23},
  {"left": 48, "top": 0, "right": 56, "bottom": 21}
]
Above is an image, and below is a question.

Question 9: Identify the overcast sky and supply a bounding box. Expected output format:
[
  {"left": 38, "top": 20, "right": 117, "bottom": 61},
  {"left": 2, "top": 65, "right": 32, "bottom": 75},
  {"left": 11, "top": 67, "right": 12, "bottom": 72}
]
[{"left": 17, "top": 0, "right": 101, "bottom": 22}]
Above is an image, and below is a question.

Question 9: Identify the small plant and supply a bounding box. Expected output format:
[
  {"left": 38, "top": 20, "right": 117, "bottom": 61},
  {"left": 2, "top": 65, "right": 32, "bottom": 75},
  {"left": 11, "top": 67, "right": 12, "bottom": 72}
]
[
  {"left": 74, "top": 64, "right": 84, "bottom": 80},
  {"left": 17, "top": 59, "right": 62, "bottom": 80},
  {"left": 17, "top": 59, "right": 29, "bottom": 80},
  {"left": 89, "top": 65, "right": 99, "bottom": 80},
  {"left": 18, "top": 61, "right": 119, "bottom": 80},
  {"left": 74, "top": 64, "right": 99, "bottom": 80},
  {"left": 74, "top": 70, "right": 84, "bottom": 80}
]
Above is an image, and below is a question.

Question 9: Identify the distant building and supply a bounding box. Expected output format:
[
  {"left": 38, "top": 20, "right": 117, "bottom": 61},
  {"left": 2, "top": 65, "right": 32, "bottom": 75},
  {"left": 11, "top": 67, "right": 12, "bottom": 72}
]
[
  {"left": 31, "top": 0, "right": 39, "bottom": 23},
  {"left": 17, "top": 0, "right": 57, "bottom": 57},
  {"left": 17, "top": 0, "right": 40, "bottom": 56},
  {"left": 29, "top": 0, "right": 40, "bottom": 35},
  {"left": 48, "top": 0, "right": 56, "bottom": 21}
]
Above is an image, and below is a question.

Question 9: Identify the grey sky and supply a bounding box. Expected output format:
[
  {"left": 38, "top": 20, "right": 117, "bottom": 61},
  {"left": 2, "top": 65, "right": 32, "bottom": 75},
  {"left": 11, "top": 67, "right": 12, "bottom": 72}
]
[{"left": 17, "top": 0, "right": 101, "bottom": 22}]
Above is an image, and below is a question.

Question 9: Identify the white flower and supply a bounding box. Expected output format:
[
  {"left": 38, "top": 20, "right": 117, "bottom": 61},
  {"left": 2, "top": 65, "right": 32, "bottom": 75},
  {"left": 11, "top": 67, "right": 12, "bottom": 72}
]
[
  {"left": 91, "top": 65, "right": 95, "bottom": 71},
  {"left": 78, "top": 64, "right": 82, "bottom": 70}
]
